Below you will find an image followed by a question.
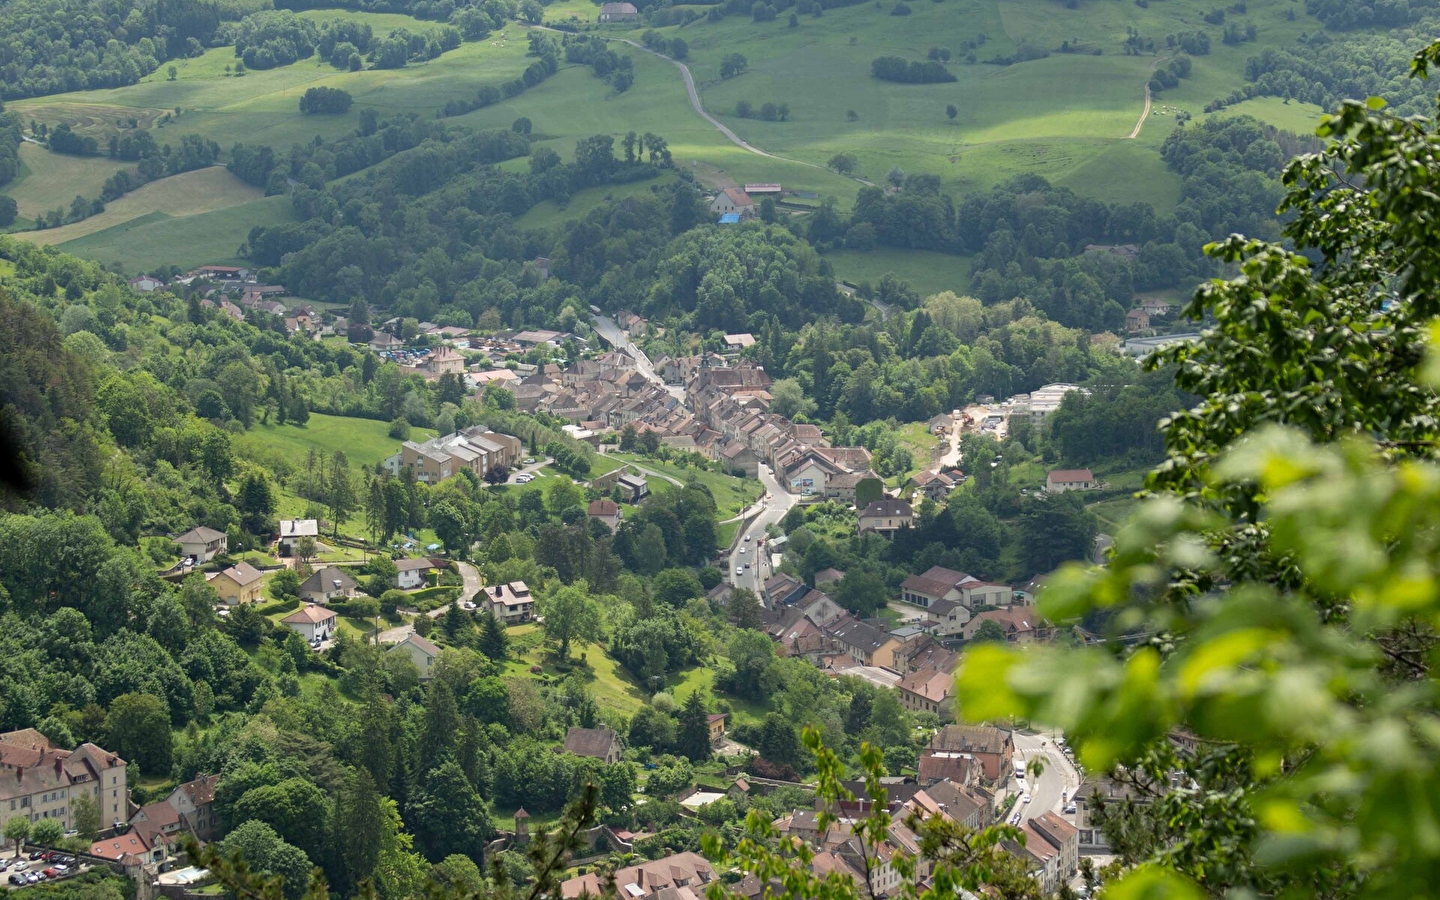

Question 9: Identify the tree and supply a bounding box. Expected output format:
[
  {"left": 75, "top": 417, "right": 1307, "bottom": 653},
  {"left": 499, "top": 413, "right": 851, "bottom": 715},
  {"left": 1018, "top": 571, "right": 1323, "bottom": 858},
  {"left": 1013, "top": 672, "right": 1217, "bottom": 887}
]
[
  {"left": 430, "top": 855, "right": 485, "bottom": 894},
  {"left": 971, "top": 618, "right": 1008, "bottom": 644},
  {"left": 335, "top": 770, "right": 384, "bottom": 892},
  {"left": 1016, "top": 493, "right": 1096, "bottom": 575},
  {"left": 719, "top": 53, "right": 748, "bottom": 78},
  {"left": 830, "top": 571, "right": 888, "bottom": 617},
  {"left": 106, "top": 692, "right": 173, "bottom": 776},
  {"left": 293, "top": 535, "right": 317, "bottom": 566},
  {"left": 829, "top": 152, "right": 858, "bottom": 174},
  {"left": 233, "top": 778, "right": 329, "bottom": 862},
  {"left": 29, "top": 819, "right": 62, "bottom": 848},
  {"left": 538, "top": 583, "right": 602, "bottom": 659},
  {"left": 478, "top": 609, "right": 508, "bottom": 661},
  {"left": 728, "top": 588, "right": 763, "bottom": 630},
  {"left": 5, "top": 817, "right": 28, "bottom": 857},
  {"left": 72, "top": 790, "right": 100, "bottom": 840},
  {"left": 953, "top": 54, "right": 1440, "bottom": 900},
  {"left": 327, "top": 451, "right": 357, "bottom": 536},
  {"left": 759, "top": 197, "right": 777, "bottom": 223},
  {"left": 167, "top": 65, "right": 177, "bottom": 80},
  {"left": 408, "top": 760, "right": 494, "bottom": 862},
  {"left": 677, "top": 691, "right": 712, "bottom": 762},
  {"left": 946, "top": 103, "right": 958, "bottom": 120},
  {"left": 758, "top": 713, "right": 800, "bottom": 768},
  {"left": 237, "top": 471, "right": 276, "bottom": 534},
  {"left": 218, "top": 821, "right": 314, "bottom": 900}
]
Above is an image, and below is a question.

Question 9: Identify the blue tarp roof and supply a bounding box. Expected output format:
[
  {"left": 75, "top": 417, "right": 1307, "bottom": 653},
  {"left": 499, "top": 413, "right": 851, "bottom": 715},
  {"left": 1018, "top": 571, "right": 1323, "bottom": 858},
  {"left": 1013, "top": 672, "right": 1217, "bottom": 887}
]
[{"left": 717, "top": 213, "right": 741, "bottom": 224}]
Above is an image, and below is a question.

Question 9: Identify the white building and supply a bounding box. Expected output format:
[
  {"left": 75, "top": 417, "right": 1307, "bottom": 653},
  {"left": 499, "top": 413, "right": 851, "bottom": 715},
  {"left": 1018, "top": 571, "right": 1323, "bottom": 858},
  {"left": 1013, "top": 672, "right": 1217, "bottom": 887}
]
[
  {"left": 278, "top": 519, "right": 319, "bottom": 554},
  {"left": 280, "top": 604, "right": 337, "bottom": 643}
]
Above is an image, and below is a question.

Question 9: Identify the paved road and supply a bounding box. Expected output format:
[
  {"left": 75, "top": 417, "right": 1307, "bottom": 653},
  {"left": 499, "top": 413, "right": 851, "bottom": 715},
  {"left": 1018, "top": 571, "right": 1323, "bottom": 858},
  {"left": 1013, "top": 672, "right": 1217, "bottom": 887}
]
[
  {"left": 1013, "top": 731, "right": 1083, "bottom": 827},
  {"left": 592, "top": 315, "right": 686, "bottom": 401},
  {"left": 728, "top": 463, "right": 797, "bottom": 599},
  {"left": 836, "top": 281, "right": 894, "bottom": 322},
  {"left": 378, "top": 560, "right": 484, "bottom": 644},
  {"left": 937, "top": 417, "right": 962, "bottom": 469}
]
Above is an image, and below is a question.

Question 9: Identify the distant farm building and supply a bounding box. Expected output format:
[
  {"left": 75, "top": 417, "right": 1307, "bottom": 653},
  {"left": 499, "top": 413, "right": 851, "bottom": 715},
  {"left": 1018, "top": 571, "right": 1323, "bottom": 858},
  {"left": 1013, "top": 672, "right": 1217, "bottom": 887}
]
[
  {"left": 744, "top": 183, "right": 782, "bottom": 195},
  {"left": 710, "top": 188, "right": 755, "bottom": 218},
  {"left": 598, "top": 2, "right": 638, "bottom": 21}
]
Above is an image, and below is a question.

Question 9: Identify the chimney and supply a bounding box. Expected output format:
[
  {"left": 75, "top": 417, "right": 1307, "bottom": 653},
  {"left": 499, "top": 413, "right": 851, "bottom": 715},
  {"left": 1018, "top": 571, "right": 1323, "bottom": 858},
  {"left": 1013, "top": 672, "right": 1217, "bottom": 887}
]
[{"left": 16, "top": 765, "right": 23, "bottom": 782}]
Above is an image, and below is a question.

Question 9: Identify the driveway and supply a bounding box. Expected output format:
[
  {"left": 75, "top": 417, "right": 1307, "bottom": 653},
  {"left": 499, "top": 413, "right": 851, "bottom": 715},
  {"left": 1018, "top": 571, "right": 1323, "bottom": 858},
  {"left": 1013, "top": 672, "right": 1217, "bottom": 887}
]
[{"left": 377, "top": 560, "right": 484, "bottom": 643}]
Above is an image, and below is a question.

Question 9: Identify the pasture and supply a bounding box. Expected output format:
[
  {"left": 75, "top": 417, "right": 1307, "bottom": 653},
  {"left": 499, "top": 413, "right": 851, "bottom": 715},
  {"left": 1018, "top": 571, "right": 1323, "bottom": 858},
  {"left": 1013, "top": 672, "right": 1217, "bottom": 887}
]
[
  {"left": 825, "top": 247, "right": 973, "bottom": 299},
  {"left": 232, "top": 412, "right": 434, "bottom": 471},
  {"left": 6, "top": 143, "right": 130, "bottom": 218},
  {"left": 55, "top": 194, "right": 298, "bottom": 271},
  {"left": 21, "top": 166, "right": 263, "bottom": 246}
]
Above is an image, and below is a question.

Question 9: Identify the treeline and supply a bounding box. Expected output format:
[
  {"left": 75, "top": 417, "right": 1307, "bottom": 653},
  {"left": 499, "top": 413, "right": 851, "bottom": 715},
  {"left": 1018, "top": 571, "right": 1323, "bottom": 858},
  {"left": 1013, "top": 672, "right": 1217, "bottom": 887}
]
[
  {"left": 441, "top": 31, "right": 562, "bottom": 116},
  {"left": 31, "top": 134, "right": 221, "bottom": 231},
  {"left": 870, "top": 56, "right": 956, "bottom": 84},
  {"left": 0, "top": 107, "right": 21, "bottom": 188},
  {"left": 563, "top": 33, "right": 636, "bottom": 92},
  {"left": 0, "top": 0, "right": 262, "bottom": 100},
  {"left": 1305, "top": 0, "right": 1440, "bottom": 29},
  {"left": 1231, "top": 16, "right": 1440, "bottom": 116},
  {"left": 300, "top": 87, "right": 354, "bottom": 114}
]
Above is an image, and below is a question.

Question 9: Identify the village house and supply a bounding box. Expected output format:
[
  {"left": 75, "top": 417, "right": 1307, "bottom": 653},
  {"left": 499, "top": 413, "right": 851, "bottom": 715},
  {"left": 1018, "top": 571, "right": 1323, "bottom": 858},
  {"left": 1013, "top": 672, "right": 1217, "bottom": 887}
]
[
  {"left": 299, "top": 566, "right": 356, "bottom": 604},
  {"left": 828, "top": 618, "right": 903, "bottom": 669},
  {"left": 596, "top": 0, "right": 639, "bottom": 21},
  {"left": 418, "top": 346, "right": 466, "bottom": 377},
  {"left": 617, "top": 472, "right": 649, "bottom": 503},
  {"left": 897, "top": 668, "right": 953, "bottom": 717},
  {"left": 175, "top": 525, "right": 227, "bottom": 563},
  {"left": 763, "top": 573, "right": 808, "bottom": 608},
  {"left": 561, "top": 851, "right": 715, "bottom": 899},
  {"left": 393, "top": 558, "right": 435, "bottom": 590},
  {"left": 1006, "top": 811, "right": 1079, "bottom": 894},
  {"left": 562, "top": 727, "right": 624, "bottom": 763},
  {"left": 369, "top": 333, "right": 404, "bottom": 351},
  {"left": 1125, "top": 308, "right": 1151, "bottom": 334},
  {"left": 277, "top": 519, "right": 319, "bottom": 555},
  {"left": 857, "top": 498, "right": 914, "bottom": 535},
  {"left": 961, "top": 607, "right": 1051, "bottom": 643},
  {"left": 924, "top": 724, "right": 1014, "bottom": 784},
  {"left": 211, "top": 562, "right": 264, "bottom": 605},
  {"left": 281, "top": 604, "right": 338, "bottom": 643},
  {"left": 1140, "top": 296, "right": 1176, "bottom": 316},
  {"left": 923, "top": 597, "right": 972, "bottom": 637},
  {"left": 710, "top": 188, "right": 755, "bottom": 218},
  {"left": 0, "top": 730, "right": 128, "bottom": 831},
  {"left": 814, "top": 567, "right": 845, "bottom": 587},
  {"left": 485, "top": 581, "right": 535, "bottom": 625},
  {"left": 586, "top": 498, "right": 623, "bottom": 533},
  {"left": 91, "top": 830, "right": 164, "bottom": 866},
  {"left": 724, "top": 333, "right": 756, "bottom": 349},
  {"left": 908, "top": 468, "right": 960, "bottom": 501},
  {"left": 707, "top": 714, "right": 727, "bottom": 745},
  {"left": 899, "top": 566, "right": 1011, "bottom": 610},
  {"left": 166, "top": 774, "right": 221, "bottom": 842},
  {"left": 387, "top": 634, "right": 441, "bottom": 679},
  {"left": 906, "top": 780, "right": 987, "bottom": 830},
  {"left": 128, "top": 275, "right": 163, "bottom": 292},
  {"left": 1045, "top": 468, "right": 1097, "bottom": 493},
  {"left": 129, "top": 801, "right": 186, "bottom": 856}
]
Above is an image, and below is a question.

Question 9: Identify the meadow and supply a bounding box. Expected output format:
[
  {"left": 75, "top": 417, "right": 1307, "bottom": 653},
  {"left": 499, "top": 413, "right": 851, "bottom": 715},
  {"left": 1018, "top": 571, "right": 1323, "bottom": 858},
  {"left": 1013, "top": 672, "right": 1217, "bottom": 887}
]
[
  {"left": 232, "top": 411, "right": 435, "bottom": 470},
  {"left": 6, "top": 143, "right": 129, "bottom": 221},
  {"left": 22, "top": 166, "right": 263, "bottom": 246},
  {"left": 54, "top": 195, "right": 298, "bottom": 271},
  {"left": 825, "top": 247, "right": 974, "bottom": 298}
]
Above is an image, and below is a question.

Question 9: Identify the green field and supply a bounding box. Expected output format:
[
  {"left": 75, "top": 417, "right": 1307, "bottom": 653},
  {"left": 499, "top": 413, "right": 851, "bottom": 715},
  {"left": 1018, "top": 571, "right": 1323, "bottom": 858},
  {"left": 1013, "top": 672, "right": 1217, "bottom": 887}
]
[
  {"left": 826, "top": 247, "right": 973, "bottom": 298},
  {"left": 23, "top": 166, "right": 263, "bottom": 246},
  {"left": 645, "top": 0, "right": 1316, "bottom": 207},
  {"left": 55, "top": 194, "right": 298, "bottom": 271},
  {"left": 6, "top": 143, "right": 129, "bottom": 220},
  {"left": 233, "top": 412, "right": 436, "bottom": 470},
  {"left": 604, "top": 452, "right": 762, "bottom": 521}
]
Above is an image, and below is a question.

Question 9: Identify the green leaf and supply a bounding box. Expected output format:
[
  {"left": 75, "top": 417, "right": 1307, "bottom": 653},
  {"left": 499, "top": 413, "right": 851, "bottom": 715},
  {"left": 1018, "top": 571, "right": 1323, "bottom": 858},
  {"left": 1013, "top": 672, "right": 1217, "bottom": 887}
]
[
  {"left": 1100, "top": 864, "right": 1203, "bottom": 900},
  {"left": 1366, "top": 96, "right": 1388, "bottom": 110}
]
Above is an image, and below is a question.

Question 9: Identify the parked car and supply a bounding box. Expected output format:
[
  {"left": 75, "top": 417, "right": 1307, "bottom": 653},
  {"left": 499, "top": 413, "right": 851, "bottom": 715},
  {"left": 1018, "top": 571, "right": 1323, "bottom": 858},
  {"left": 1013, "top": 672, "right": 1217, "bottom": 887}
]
[
  {"left": 1063, "top": 803, "right": 1077, "bottom": 815},
  {"left": 523, "top": 457, "right": 536, "bottom": 465},
  {"left": 9, "top": 874, "right": 25, "bottom": 886},
  {"left": 1021, "top": 793, "right": 1031, "bottom": 804},
  {"left": 736, "top": 567, "right": 744, "bottom": 576},
  {"left": 43, "top": 868, "right": 60, "bottom": 878},
  {"left": 15, "top": 860, "right": 30, "bottom": 871}
]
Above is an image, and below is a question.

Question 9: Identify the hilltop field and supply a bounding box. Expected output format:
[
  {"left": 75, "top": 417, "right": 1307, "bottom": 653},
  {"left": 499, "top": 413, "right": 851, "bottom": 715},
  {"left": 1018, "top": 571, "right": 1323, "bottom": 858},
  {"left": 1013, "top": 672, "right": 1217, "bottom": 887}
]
[{"left": 0, "top": 0, "right": 1344, "bottom": 285}]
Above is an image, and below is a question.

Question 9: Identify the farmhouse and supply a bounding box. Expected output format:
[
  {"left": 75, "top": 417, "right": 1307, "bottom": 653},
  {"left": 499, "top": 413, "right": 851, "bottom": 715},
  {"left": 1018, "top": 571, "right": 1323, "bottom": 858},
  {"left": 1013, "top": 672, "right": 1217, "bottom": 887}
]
[
  {"left": 1125, "top": 308, "right": 1150, "bottom": 333},
  {"left": 710, "top": 188, "right": 755, "bottom": 218},
  {"left": 1045, "top": 468, "right": 1097, "bottom": 493},
  {"left": 597, "top": 1, "right": 638, "bottom": 21},
  {"left": 563, "top": 727, "right": 623, "bottom": 763},
  {"left": 280, "top": 604, "right": 337, "bottom": 643},
  {"left": 175, "top": 525, "right": 227, "bottom": 563},
  {"left": 586, "top": 498, "right": 622, "bottom": 533},
  {"left": 744, "top": 183, "right": 782, "bottom": 195},
  {"left": 128, "top": 275, "right": 163, "bottom": 292}
]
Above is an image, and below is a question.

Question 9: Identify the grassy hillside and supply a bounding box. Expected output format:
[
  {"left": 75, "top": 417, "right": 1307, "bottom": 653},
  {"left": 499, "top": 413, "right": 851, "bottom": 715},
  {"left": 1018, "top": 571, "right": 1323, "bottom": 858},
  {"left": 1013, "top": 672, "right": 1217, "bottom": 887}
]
[
  {"left": 22, "top": 166, "right": 263, "bottom": 246},
  {"left": 55, "top": 194, "right": 298, "bottom": 271},
  {"left": 6, "top": 143, "right": 130, "bottom": 221},
  {"left": 826, "top": 247, "right": 973, "bottom": 298},
  {"left": 232, "top": 412, "right": 435, "bottom": 470},
  {"left": 648, "top": 0, "right": 1318, "bottom": 207}
]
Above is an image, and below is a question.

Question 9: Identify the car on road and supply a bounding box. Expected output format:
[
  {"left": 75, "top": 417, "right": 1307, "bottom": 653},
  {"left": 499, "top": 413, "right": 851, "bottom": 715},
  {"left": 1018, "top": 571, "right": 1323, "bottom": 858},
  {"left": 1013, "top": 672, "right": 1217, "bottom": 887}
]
[
  {"left": 9, "top": 874, "right": 26, "bottom": 886},
  {"left": 739, "top": 547, "right": 746, "bottom": 554},
  {"left": 744, "top": 534, "right": 751, "bottom": 541},
  {"left": 1064, "top": 803, "right": 1077, "bottom": 815},
  {"left": 461, "top": 601, "right": 476, "bottom": 610},
  {"left": 1021, "top": 793, "right": 1031, "bottom": 804},
  {"left": 736, "top": 567, "right": 744, "bottom": 576},
  {"left": 14, "top": 862, "right": 29, "bottom": 872},
  {"left": 523, "top": 457, "right": 536, "bottom": 465}
]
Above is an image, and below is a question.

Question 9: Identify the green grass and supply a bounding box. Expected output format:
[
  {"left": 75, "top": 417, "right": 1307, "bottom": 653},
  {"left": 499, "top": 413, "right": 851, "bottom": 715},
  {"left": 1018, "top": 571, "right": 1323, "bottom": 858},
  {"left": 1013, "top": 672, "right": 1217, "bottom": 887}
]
[
  {"left": 6, "top": 143, "right": 130, "bottom": 218},
  {"left": 1089, "top": 496, "right": 1139, "bottom": 533},
  {"left": 55, "top": 194, "right": 297, "bottom": 270},
  {"left": 604, "top": 452, "right": 762, "bottom": 521},
  {"left": 23, "top": 165, "right": 263, "bottom": 246},
  {"left": 826, "top": 247, "right": 973, "bottom": 298},
  {"left": 517, "top": 173, "right": 679, "bottom": 228},
  {"left": 1211, "top": 96, "right": 1329, "bottom": 135},
  {"left": 233, "top": 412, "right": 436, "bottom": 470}
]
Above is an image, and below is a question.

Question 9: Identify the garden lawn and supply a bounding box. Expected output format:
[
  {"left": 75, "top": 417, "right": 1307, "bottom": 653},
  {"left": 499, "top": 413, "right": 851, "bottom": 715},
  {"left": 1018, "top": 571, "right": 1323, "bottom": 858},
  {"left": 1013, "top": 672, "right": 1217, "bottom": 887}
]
[{"left": 604, "top": 453, "right": 762, "bottom": 521}]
